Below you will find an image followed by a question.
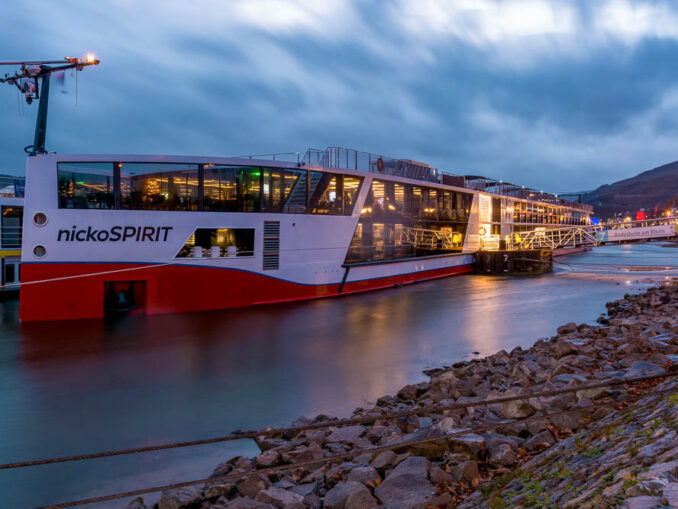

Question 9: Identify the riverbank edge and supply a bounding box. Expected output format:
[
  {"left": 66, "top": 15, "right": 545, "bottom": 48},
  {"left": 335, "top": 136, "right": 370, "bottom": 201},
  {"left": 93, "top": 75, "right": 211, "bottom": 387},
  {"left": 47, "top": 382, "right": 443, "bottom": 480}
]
[{"left": 133, "top": 280, "right": 678, "bottom": 509}]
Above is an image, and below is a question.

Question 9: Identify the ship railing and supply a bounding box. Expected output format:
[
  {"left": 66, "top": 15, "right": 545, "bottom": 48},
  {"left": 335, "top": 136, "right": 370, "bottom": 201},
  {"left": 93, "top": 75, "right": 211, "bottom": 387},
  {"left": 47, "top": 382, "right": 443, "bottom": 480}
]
[
  {"left": 605, "top": 217, "right": 678, "bottom": 229},
  {"left": 508, "top": 217, "right": 678, "bottom": 250},
  {"left": 302, "top": 147, "right": 440, "bottom": 183},
  {"left": 230, "top": 152, "right": 303, "bottom": 163},
  {"left": 512, "top": 225, "right": 600, "bottom": 250},
  {"left": 399, "top": 227, "right": 463, "bottom": 250},
  {"left": 465, "top": 178, "right": 593, "bottom": 212},
  {"left": 479, "top": 235, "right": 501, "bottom": 251}
]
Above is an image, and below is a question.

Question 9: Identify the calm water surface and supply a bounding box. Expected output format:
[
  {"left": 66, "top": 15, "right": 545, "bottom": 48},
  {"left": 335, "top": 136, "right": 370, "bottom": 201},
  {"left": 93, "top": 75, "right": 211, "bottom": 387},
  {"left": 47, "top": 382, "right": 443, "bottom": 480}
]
[{"left": 1, "top": 242, "right": 677, "bottom": 508}]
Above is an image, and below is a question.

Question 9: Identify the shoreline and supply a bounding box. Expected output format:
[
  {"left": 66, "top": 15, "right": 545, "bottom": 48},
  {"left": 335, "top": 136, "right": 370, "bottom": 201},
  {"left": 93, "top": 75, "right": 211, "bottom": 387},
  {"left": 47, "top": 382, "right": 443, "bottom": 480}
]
[{"left": 133, "top": 279, "right": 678, "bottom": 509}]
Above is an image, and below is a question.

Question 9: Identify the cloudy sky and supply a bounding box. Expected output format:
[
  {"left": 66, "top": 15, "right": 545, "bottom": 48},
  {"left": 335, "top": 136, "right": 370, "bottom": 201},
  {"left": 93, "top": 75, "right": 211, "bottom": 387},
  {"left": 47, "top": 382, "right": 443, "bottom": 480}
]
[{"left": 2, "top": 0, "right": 678, "bottom": 191}]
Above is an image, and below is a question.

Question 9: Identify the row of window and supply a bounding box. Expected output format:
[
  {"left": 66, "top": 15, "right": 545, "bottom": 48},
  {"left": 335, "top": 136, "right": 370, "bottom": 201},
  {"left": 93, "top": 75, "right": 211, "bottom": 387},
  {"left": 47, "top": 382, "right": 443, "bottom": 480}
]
[
  {"left": 345, "top": 179, "right": 473, "bottom": 263},
  {"left": 512, "top": 201, "right": 588, "bottom": 225},
  {"left": 57, "top": 163, "right": 363, "bottom": 216}
]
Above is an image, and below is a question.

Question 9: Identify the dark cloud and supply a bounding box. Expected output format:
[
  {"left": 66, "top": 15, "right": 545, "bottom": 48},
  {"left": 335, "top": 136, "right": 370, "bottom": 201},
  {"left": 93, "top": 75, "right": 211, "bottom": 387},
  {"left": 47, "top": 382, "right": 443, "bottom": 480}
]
[{"left": 2, "top": 0, "right": 678, "bottom": 191}]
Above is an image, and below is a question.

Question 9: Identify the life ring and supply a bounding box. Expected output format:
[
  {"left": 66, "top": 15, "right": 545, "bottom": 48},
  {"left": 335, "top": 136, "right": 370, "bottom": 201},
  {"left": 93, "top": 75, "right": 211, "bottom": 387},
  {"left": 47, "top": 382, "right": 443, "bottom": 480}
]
[{"left": 376, "top": 157, "right": 385, "bottom": 172}]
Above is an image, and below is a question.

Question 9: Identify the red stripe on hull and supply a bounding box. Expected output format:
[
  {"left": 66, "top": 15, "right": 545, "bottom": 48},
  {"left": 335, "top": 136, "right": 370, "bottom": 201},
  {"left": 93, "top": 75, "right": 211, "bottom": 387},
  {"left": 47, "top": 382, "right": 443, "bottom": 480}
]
[{"left": 19, "top": 263, "right": 473, "bottom": 322}]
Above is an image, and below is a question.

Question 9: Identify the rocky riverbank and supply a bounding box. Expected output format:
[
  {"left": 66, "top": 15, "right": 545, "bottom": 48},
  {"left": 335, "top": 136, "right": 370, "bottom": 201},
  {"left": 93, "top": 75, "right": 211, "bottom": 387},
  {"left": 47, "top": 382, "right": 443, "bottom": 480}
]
[{"left": 131, "top": 280, "right": 678, "bottom": 509}]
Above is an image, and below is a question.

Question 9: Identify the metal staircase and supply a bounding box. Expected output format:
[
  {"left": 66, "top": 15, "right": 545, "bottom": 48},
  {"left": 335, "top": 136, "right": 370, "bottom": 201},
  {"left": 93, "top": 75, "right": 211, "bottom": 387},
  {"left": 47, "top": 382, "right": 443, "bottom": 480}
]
[{"left": 399, "top": 227, "right": 462, "bottom": 250}]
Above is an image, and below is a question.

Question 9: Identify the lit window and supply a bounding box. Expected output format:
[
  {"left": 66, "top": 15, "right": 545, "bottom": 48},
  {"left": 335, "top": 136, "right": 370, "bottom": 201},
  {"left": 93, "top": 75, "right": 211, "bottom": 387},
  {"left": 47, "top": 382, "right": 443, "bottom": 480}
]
[{"left": 176, "top": 228, "right": 254, "bottom": 258}]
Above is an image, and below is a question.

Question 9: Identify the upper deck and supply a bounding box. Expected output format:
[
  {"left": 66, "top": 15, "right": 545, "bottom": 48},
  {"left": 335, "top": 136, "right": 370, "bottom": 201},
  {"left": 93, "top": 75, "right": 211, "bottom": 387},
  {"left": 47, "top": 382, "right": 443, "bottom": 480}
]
[
  {"left": 237, "top": 147, "right": 593, "bottom": 214},
  {"left": 24, "top": 148, "right": 592, "bottom": 221}
]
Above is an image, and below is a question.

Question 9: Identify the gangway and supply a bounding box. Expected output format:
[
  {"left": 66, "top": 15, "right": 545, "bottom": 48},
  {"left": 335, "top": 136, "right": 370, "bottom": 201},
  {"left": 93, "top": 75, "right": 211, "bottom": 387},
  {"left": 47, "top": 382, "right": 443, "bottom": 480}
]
[
  {"left": 399, "top": 227, "right": 463, "bottom": 250},
  {"left": 510, "top": 218, "right": 678, "bottom": 250}
]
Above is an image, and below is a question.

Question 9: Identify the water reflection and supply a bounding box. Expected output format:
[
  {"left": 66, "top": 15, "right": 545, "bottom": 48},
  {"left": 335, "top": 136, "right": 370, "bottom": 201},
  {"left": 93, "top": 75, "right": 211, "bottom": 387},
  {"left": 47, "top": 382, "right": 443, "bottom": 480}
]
[{"left": 0, "top": 243, "right": 675, "bottom": 508}]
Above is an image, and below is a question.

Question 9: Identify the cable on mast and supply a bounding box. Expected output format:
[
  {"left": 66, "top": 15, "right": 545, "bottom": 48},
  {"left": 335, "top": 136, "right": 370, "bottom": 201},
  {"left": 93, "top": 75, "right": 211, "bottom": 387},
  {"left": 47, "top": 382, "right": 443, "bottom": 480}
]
[{"left": 0, "top": 55, "right": 100, "bottom": 155}]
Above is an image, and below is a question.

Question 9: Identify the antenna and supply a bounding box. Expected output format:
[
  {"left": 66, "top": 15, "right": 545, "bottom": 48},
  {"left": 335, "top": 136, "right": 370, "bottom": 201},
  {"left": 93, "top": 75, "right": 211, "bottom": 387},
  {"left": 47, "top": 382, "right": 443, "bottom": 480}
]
[{"left": 0, "top": 55, "right": 100, "bottom": 156}]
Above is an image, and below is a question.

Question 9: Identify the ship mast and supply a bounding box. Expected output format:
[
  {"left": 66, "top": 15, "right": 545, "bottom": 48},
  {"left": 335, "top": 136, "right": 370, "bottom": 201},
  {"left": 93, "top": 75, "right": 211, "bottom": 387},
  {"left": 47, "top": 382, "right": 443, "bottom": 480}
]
[{"left": 0, "top": 55, "right": 100, "bottom": 156}]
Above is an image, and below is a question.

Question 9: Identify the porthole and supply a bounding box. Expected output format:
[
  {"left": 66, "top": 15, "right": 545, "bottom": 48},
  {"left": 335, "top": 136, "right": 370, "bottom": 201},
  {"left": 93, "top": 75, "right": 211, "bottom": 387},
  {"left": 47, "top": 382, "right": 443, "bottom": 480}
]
[
  {"left": 33, "top": 212, "right": 48, "bottom": 226},
  {"left": 33, "top": 245, "right": 46, "bottom": 258}
]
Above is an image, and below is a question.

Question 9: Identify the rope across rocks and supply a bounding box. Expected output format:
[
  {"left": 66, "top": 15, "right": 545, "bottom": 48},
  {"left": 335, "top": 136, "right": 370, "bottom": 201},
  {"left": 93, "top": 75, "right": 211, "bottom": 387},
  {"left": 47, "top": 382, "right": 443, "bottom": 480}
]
[
  {"left": 2, "top": 370, "right": 676, "bottom": 472},
  {"left": 34, "top": 385, "right": 678, "bottom": 509}
]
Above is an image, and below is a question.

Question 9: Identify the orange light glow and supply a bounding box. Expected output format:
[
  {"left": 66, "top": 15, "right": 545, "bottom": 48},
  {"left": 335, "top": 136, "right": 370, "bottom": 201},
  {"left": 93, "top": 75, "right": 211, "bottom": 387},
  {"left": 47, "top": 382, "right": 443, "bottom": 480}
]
[{"left": 86, "top": 54, "right": 96, "bottom": 63}]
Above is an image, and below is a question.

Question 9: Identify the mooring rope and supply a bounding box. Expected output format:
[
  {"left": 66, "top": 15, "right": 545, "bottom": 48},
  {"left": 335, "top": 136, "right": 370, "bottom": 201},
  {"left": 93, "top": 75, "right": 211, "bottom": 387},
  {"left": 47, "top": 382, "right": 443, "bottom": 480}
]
[
  {"left": 3, "top": 369, "right": 676, "bottom": 471},
  {"left": 34, "top": 384, "right": 678, "bottom": 509}
]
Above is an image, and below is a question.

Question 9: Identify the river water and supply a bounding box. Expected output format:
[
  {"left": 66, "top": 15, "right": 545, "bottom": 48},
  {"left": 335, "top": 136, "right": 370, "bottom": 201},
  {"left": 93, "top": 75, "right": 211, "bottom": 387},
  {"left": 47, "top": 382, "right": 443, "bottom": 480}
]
[{"left": 1, "top": 242, "right": 677, "bottom": 508}]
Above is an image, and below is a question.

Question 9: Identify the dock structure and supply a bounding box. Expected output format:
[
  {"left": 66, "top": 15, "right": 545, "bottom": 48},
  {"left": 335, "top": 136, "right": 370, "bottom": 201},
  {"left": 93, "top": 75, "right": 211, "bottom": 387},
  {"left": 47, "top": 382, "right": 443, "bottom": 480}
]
[
  {"left": 508, "top": 218, "right": 677, "bottom": 250},
  {"left": 474, "top": 217, "right": 676, "bottom": 275}
]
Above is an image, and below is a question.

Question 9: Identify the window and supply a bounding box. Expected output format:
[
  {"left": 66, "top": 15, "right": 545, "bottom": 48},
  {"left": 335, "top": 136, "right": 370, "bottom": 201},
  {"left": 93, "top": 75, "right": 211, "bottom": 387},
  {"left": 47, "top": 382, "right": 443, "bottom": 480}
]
[
  {"left": 346, "top": 179, "right": 472, "bottom": 264},
  {"left": 176, "top": 228, "right": 255, "bottom": 258},
  {"left": 262, "top": 168, "right": 303, "bottom": 213},
  {"left": 310, "top": 173, "right": 339, "bottom": 214},
  {"left": 4, "top": 261, "right": 19, "bottom": 285},
  {"left": 343, "top": 176, "right": 362, "bottom": 214},
  {"left": 282, "top": 170, "right": 307, "bottom": 213},
  {"left": 56, "top": 162, "right": 362, "bottom": 215},
  {"left": 57, "top": 163, "right": 114, "bottom": 209},
  {"left": 262, "top": 168, "right": 283, "bottom": 212},
  {"left": 120, "top": 163, "right": 199, "bottom": 211},
  {"left": 1, "top": 206, "right": 22, "bottom": 248},
  {"left": 203, "top": 166, "right": 261, "bottom": 212}
]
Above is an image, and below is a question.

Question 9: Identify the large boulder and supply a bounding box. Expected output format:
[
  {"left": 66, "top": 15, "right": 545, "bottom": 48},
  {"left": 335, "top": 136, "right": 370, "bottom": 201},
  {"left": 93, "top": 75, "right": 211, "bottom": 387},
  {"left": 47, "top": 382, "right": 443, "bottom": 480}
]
[
  {"left": 501, "top": 390, "right": 536, "bottom": 419},
  {"left": 624, "top": 361, "right": 665, "bottom": 379},
  {"left": 429, "top": 464, "right": 453, "bottom": 485},
  {"left": 237, "top": 475, "right": 271, "bottom": 499},
  {"left": 345, "top": 485, "right": 378, "bottom": 509},
  {"left": 388, "top": 456, "right": 430, "bottom": 478},
  {"left": 553, "top": 341, "right": 578, "bottom": 358},
  {"left": 326, "top": 425, "right": 367, "bottom": 444},
  {"left": 488, "top": 443, "right": 517, "bottom": 467},
  {"left": 370, "top": 450, "right": 398, "bottom": 470},
  {"left": 449, "top": 433, "right": 486, "bottom": 457},
  {"left": 254, "top": 487, "right": 304, "bottom": 509},
  {"left": 255, "top": 450, "right": 281, "bottom": 468},
  {"left": 281, "top": 442, "right": 324, "bottom": 463},
  {"left": 451, "top": 460, "right": 479, "bottom": 483},
  {"left": 347, "top": 466, "right": 380, "bottom": 485},
  {"left": 158, "top": 487, "right": 203, "bottom": 509},
  {"left": 374, "top": 463, "right": 437, "bottom": 509},
  {"left": 325, "top": 481, "right": 374, "bottom": 509},
  {"left": 557, "top": 322, "right": 578, "bottom": 335},
  {"left": 524, "top": 430, "right": 555, "bottom": 452},
  {"left": 395, "top": 428, "right": 449, "bottom": 460}
]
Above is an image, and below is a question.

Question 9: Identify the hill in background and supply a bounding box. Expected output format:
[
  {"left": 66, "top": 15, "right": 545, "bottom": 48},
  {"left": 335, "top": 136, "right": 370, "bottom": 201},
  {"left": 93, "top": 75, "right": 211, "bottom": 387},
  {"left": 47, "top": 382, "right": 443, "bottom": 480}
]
[{"left": 583, "top": 161, "right": 678, "bottom": 218}]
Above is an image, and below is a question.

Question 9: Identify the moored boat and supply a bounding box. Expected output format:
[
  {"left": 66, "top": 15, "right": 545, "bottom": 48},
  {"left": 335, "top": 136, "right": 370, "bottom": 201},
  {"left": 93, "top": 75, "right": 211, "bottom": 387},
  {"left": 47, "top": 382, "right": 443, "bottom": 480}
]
[{"left": 19, "top": 148, "right": 592, "bottom": 321}]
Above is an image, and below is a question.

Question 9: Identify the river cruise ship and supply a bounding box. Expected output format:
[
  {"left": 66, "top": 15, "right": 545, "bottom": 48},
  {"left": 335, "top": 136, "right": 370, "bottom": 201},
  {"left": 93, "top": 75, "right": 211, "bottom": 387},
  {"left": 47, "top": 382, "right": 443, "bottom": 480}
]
[{"left": 19, "top": 147, "right": 592, "bottom": 321}]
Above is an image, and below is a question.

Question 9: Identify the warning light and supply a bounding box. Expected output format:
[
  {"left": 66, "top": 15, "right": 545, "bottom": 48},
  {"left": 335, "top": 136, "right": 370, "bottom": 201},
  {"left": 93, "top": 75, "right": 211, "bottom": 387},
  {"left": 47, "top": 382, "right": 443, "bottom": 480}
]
[{"left": 85, "top": 54, "right": 96, "bottom": 63}]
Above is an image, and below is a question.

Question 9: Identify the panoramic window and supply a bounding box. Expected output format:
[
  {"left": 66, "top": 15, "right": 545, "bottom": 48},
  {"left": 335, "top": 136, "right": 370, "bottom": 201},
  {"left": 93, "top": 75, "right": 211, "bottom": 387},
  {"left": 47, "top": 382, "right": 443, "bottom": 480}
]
[
  {"left": 56, "top": 162, "right": 361, "bottom": 215},
  {"left": 57, "top": 162, "right": 115, "bottom": 209},
  {"left": 282, "top": 169, "right": 307, "bottom": 213},
  {"left": 346, "top": 179, "right": 472, "bottom": 264},
  {"left": 176, "top": 228, "right": 254, "bottom": 258},
  {"left": 309, "top": 172, "right": 363, "bottom": 215},
  {"left": 119, "top": 163, "right": 199, "bottom": 211},
  {"left": 202, "top": 166, "right": 261, "bottom": 213},
  {"left": 262, "top": 168, "right": 284, "bottom": 212}
]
